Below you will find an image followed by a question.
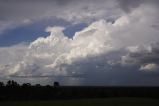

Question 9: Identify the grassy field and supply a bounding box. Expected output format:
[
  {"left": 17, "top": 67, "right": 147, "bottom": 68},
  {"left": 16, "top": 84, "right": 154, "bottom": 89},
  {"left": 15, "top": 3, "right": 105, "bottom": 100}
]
[{"left": 0, "top": 98, "right": 159, "bottom": 106}]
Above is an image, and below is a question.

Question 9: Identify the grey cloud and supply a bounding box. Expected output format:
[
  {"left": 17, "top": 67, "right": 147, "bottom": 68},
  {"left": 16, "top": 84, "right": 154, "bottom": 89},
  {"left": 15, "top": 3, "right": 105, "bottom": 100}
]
[
  {"left": 0, "top": 44, "right": 27, "bottom": 65},
  {"left": 117, "top": 0, "right": 143, "bottom": 12},
  {"left": 122, "top": 43, "right": 159, "bottom": 70},
  {"left": 0, "top": 0, "right": 120, "bottom": 34},
  {"left": 0, "top": 0, "right": 158, "bottom": 22},
  {"left": 117, "top": 0, "right": 159, "bottom": 13},
  {"left": 12, "top": 48, "right": 158, "bottom": 86},
  {"left": 4, "top": 51, "right": 159, "bottom": 86},
  {"left": 0, "top": 0, "right": 110, "bottom": 21},
  {"left": 0, "top": 1, "right": 57, "bottom": 20}
]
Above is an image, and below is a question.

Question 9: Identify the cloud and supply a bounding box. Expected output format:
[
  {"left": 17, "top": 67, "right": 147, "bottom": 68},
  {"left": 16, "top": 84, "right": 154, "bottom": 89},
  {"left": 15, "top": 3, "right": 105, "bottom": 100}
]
[
  {"left": 14, "top": 20, "right": 117, "bottom": 77},
  {"left": 1, "top": 19, "right": 120, "bottom": 85},
  {"left": 0, "top": 0, "right": 159, "bottom": 85},
  {"left": 0, "top": 0, "right": 122, "bottom": 34},
  {"left": 117, "top": 0, "right": 144, "bottom": 12},
  {"left": 0, "top": 43, "right": 28, "bottom": 77},
  {"left": 122, "top": 42, "right": 159, "bottom": 72},
  {"left": 1, "top": 0, "right": 159, "bottom": 35},
  {"left": 140, "top": 63, "right": 158, "bottom": 71}
]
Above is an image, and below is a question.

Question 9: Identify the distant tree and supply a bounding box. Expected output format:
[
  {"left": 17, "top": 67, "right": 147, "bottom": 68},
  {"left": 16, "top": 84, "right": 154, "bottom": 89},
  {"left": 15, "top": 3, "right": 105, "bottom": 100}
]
[
  {"left": 6, "top": 80, "right": 12, "bottom": 86},
  {"left": 22, "top": 83, "right": 31, "bottom": 87},
  {"left": 46, "top": 85, "right": 51, "bottom": 88},
  {"left": 54, "top": 82, "right": 60, "bottom": 87},
  {"left": 35, "top": 84, "right": 41, "bottom": 87},
  {"left": 0, "top": 82, "right": 4, "bottom": 87},
  {"left": 6, "top": 80, "right": 19, "bottom": 87}
]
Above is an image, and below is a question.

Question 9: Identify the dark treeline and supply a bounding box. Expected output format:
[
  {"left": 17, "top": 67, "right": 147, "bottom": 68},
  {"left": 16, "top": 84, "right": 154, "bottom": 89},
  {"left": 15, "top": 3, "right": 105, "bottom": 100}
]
[{"left": 0, "top": 80, "right": 159, "bottom": 101}]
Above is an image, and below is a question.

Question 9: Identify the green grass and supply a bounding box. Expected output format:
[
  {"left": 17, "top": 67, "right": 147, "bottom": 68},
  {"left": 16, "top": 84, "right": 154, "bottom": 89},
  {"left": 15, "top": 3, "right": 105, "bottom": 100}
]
[{"left": 0, "top": 98, "right": 159, "bottom": 106}]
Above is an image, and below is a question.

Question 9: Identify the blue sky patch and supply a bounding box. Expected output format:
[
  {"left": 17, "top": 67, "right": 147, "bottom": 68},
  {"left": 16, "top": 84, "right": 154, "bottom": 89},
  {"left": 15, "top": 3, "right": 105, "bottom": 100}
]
[
  {"left": 0, "top": 18, "right": 70, "bottom": 46},
  {"left": 0, "top": 18, "right": 87, "bottom": 47}
]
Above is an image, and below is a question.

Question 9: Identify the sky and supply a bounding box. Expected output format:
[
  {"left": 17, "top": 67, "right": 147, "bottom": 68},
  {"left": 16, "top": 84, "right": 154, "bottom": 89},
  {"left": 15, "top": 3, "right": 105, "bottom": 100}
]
[{"left": 0, "top": 0, "right": 159, "bottom": 86}]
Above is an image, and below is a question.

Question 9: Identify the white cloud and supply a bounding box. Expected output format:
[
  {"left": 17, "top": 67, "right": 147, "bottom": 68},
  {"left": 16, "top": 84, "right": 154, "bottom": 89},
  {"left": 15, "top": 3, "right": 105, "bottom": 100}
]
[
  {"left": 15, "top": 20, "right": 117, "bottom": 77},
  {"left": 140, "top": 63, "right": 158, "bottom": 71}
]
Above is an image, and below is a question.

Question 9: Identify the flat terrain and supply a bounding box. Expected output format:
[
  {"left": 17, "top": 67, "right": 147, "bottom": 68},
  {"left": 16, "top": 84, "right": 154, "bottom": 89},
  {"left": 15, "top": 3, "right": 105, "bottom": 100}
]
[{"left": 0, "top": 98, "right": 159, "bottom": 106}]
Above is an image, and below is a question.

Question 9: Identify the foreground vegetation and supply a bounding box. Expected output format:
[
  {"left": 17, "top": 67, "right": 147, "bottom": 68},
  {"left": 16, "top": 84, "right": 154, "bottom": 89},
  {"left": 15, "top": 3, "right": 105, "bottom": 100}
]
[
  {"left": 0, "top": 98, "right": 159, "bottom": 106},
  {"left": 1, "top": 80, "right": 159, "bottom": 101}
]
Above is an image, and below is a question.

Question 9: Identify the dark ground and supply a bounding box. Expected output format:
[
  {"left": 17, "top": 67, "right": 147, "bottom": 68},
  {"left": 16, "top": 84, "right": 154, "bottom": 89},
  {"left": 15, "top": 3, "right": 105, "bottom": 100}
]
[{"left": 0, "top": 98, "right": 159, "bottom": 106}]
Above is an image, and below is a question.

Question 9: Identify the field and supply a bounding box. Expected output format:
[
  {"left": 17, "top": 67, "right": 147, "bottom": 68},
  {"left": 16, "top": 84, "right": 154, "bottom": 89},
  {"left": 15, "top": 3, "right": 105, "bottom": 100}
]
[{"left": 0, "top": 98, "right": 159, "bottom": 106}]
